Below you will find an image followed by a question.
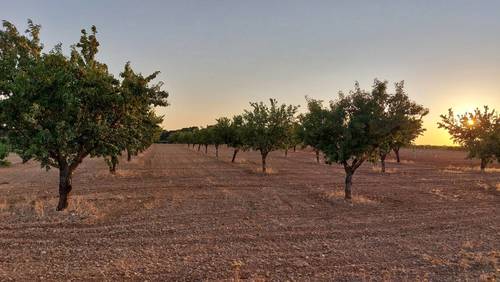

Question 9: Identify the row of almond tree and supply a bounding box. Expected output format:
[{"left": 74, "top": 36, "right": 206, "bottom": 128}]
[{"left": 168, "top": 80, "right": 429, "bottom": 200}]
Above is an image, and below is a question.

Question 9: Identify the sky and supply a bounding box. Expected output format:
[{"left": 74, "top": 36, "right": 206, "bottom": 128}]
[{"left": 2, "top": 0, "right": 499, "bottom": 145}]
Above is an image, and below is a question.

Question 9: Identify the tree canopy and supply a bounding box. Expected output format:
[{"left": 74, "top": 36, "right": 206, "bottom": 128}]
[
  {"left": 242, "top": 99, "right": 298, "bottom": 172},
  {"left": 0, "top": 20, "right": 169, "bottom": 210},
  {"left": 438, "top": 106, "right": 499, "bottom": 170}
]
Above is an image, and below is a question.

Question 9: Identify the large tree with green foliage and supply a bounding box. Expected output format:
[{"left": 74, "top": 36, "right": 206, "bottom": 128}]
[
  {"left": 374, "top": 81, "right": 428, "bottom": 172},
  {"left": 386, "top": 81, "right": 428, "bottom": 165},
  {"left": 242, "top": 99, "right": 298, "bottom": 172},
  {"left": 312, "top": 81, "right": 396, "bottom": 200},
  {"left": 438, "top": 106, "right": 499, "bottom": 171},
  {"left": 0, "top": 21, "right": 168, "bottom": 210}
]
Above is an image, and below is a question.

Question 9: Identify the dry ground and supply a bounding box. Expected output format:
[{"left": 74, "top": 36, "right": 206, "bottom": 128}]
[{"left": 0, "top": 144, "right": 499, "bottom": 281}]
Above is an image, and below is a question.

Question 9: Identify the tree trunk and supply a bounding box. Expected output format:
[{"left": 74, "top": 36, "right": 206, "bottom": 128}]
[
  {"left": 127, "top": 150, "right": 132, "bottom": 162},
  {"left": 197, "top": 144, "right": 201, "bottom": 151},
  {"left": 261, "top": 151, "right": 268, "bottom": 173},
  {"left": 205, "top": 144, "right": 208, "bottom": 154},
  {"left": 394, "top": 147, "right": 400, "bottom": 163},
  {"left": 231, "top": 148, "right": 239, "bottom": 163},
  {"left": 315, "top": 149, "right": 320, "bottom": 164},
  {"left": 344, "top": 170, "right": 353, "bottom": 201},
  {"left": 480, "top": 158, "right": 487, "bottom": 172},
  {"left": 110, "top": 161, "right": 117, "bottom": 174},
  {"left": 285, "top": 148, "right": 288, "bottom": 157},
  {"left": 293, "top": 145, "right": 296, "bottom": 152},
  {"left": 215, "top": 145, "right": 219, "bottom": 159},
  {"left": 57, "top": 165, "right": 73, "bottom": 211},
  {"left": 380, "top": 153, "right": 386, "bottom": 173}
]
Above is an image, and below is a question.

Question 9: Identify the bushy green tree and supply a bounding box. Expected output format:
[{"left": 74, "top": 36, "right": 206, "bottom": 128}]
[
  {"left": 386, "top": 81, "right": 428, "bottom": 165},
  {"left": 438, "top": 106, "right": 499, "bottom": 171},
  {"left": 242, "top": 99, "right": 298, "bottom": 172},
  {"left": 283, "top": 121, "right": 302, "bottom": 157},
  {"left": 0, "top": 21, "right": 168, "bottom": 210},
  {"left": 373, "top": 81, "right": 428, "bottom": 172},
  {"left": 212, "top": 117, "right": 232, "bottom": 159},
  {"left": 312, "top": 81, "right": 396, "bottom": 200},
  {"left": 227, "top": 115, "right": 245, "bottom": 163},
  {"left": 198, "top": 127, "right": 213, "bottom": 154},
  {"left": 299, "top": 97, "right": 330, "bottom": 163}
]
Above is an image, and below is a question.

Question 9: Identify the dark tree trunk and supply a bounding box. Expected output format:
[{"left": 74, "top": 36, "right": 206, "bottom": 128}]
[
  {"left": 344, "top": 170, "right": 353, "bottom": 201},
  {"left": 197, "top": 144, "right": 201, "bottom": 151},
  {"left": 110, "top": 162, "right": 117, "bottom": 174},
  {"left": 285, "top": 149, "right": 288, "bottom": 157},
  {"left": 394, "top": 147, "right": 400, "bottom": 163},
  {"left": 205, "top": 144, "right": 208, "bottom": 154},
  {"left": 261, "top": 151, "right": 268, "bottom": 173},
  {"left": 315, "top": 149, "right": 320, "bottom": 163},
  {"left": 57, "top": 165, "right": 73, "bottom": 211},
  {"left": 231, "top": 148, "right": 239, "bottom": 163},
  {"left": 480, "top": 158, "right": 487, "bottom": 172},
  {"left": 127, "top": 150, "right": 132, "bottom": 162},
  {"left": 380, "top": 153, "right": 386, "bottom": 173},
  {"left": 293, "top": 145, "right": 296, "bottom": 152},
  {"left": 215, "top": 145, "right": 219, "bottom": 159}
]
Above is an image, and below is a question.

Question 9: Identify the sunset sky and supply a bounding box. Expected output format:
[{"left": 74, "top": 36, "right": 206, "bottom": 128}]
[{"left": 2, "top": 0, "right": 499, "bottom": 145}]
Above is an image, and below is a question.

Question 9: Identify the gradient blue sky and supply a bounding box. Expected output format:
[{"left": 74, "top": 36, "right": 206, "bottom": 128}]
[{"left": 2, "top": 0, "right": 500, "bottom": 145}]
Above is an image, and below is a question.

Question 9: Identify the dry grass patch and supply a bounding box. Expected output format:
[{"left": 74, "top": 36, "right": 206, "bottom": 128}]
[
  {"left": 387, "top": 159, "right": 415, "bottom": 164},
  {"left": 459, "top": 250, "right": 499, "bottom": 280},
  {"left": 0, "top": 199, "right": 9, "bottom": 216},
  {"left": 0, "top": 193, "right": 106, "bottom": 223},
  {"left": 143, "top": 192, "right": 165, "bottom": 210},
  {"left": 421, "top": 253, "right": 450, "bottom": 267},
  {"left": 443, "top": 165, "right": 500, "bottom": 173},
  {"left": 370, "top": 166, "right": 399, "bottom": 174},
  {"left": 429, "top": 188, "right": 460, "bottom": 201},
  {"left": 324, "top": 190, "right": 378, "bottom": 205}
]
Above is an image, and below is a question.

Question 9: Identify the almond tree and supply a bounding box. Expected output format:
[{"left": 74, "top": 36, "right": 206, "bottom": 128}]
[
  {"left": 312, "top": 81, "right": 395, "bottom": 200},
  {"left": 242, "top": 99, "right": 298, "bottom": 172},
  {"left": 0, "top": 21, "right": 168, "bottom": 210},
  {"left": 227, "top": 115, "right": 245, "bottom": 163},
  {"left": 212, "top": 117, "right": 232, "bottom": 159},
  {"left": 299, "top": 97, "right": 329, "bottom": 163},
  {"left": 438, "top": 106, "right": 499, "bottom": 171},
  {"left": 386, "top": 81, "right": 428, "bottom": 165},
  {"left": 283, "top": 121, "right": 301, "bottom": 157}
]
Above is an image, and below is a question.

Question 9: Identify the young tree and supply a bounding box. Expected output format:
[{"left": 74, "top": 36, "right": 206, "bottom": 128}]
[
  {"left": 375, "top": 81, "right": 428, "bottom": 172},
  {"left": 313, "top": 81, "right": 395, "bottom": 200},
  {"left": 242, "top": 99, "right": 298, "bottom": 173},
  {"left": 227, "top": 115, "right": 245, "bottom": 163},
  {"left": 387, "top": 81, "right": 428, "bottom": 164},
  {"left": 0, "top": 21, "right": 168, "bottom": 210},
  {"left": 198, "top": 127, "right": 213, "bottom": 154},
  {"left": 299, "top": 97, "right": 330, "bottom": 163},
  {"left": 438, "top": 106, "right": 499, "bottom": 171},
  {"left": 283, "top": 121, "right": 302, "bottom": 157},
  {"left": 212, "top": 117, "right": 232, "bottom": 159}
]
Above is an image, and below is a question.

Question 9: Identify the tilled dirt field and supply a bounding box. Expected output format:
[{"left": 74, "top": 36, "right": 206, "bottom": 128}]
[{"left": 0, "top": 144, "right": 498, "bottom": 281}]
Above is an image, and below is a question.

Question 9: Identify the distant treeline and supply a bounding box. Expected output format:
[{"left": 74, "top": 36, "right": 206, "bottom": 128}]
[
  {"left": 408, "top": 145, "right": 464, "bottom": 151},
  {"left": 158, "top": 127, "right": 198, "bottom": 143}
]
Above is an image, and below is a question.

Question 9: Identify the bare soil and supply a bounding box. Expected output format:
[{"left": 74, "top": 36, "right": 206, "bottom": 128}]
[{"left": 0, "top": 144, "right": 498, "bottom": 281}]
